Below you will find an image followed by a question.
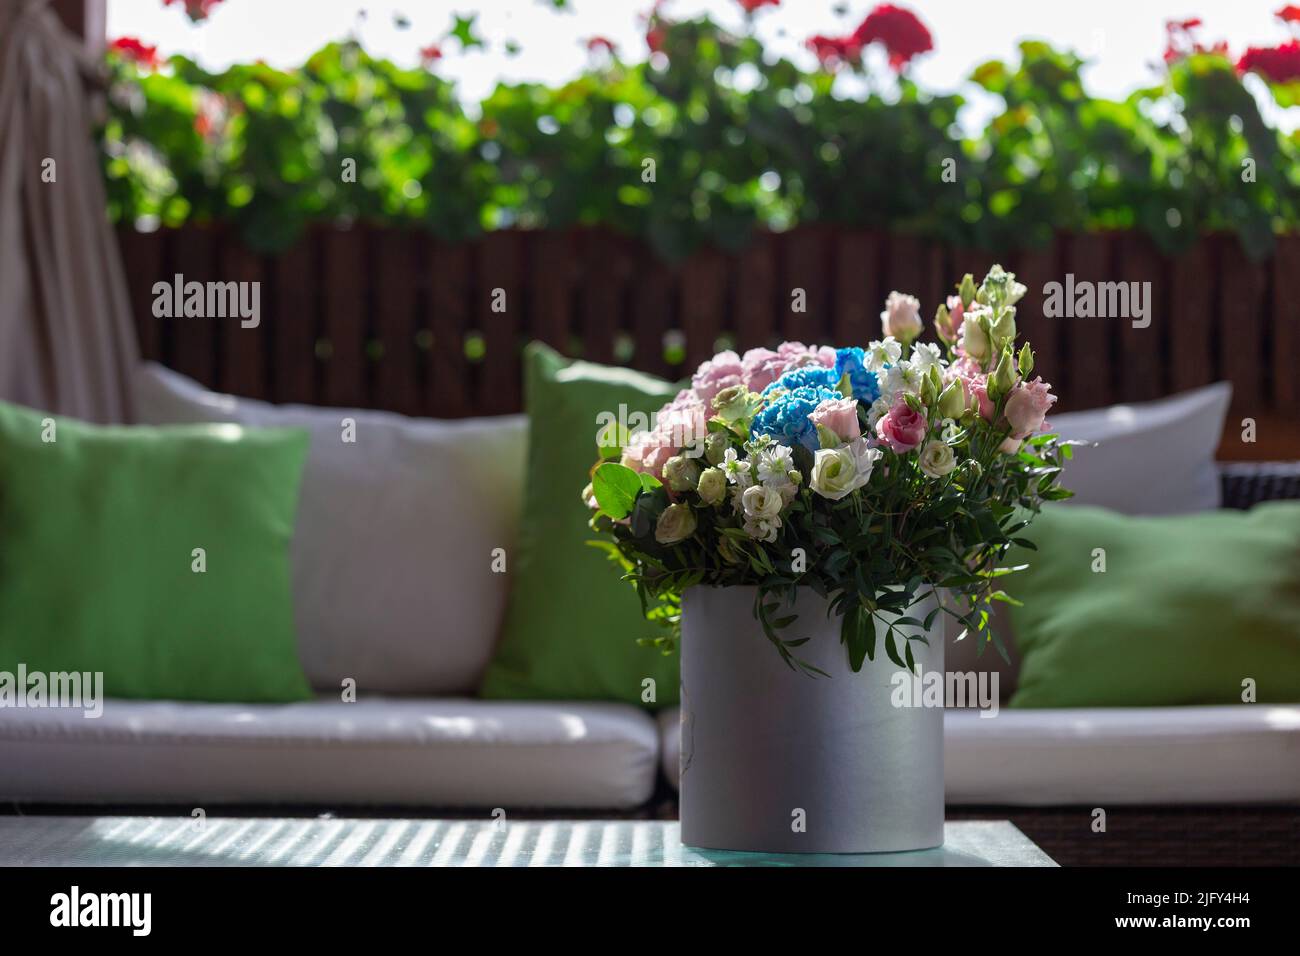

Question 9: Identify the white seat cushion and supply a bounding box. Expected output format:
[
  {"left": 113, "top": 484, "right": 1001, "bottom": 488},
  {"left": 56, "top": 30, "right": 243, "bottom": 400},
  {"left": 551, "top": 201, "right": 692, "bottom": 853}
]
[
  {"left": 0, "top": 698, "right": 658, "bottom": 809},
  {"left": 944, "top": 705, "right": 1300, "bottom": 805},
  {"left": 658, "top": 705, "right": 1300, "bottom": 805}
]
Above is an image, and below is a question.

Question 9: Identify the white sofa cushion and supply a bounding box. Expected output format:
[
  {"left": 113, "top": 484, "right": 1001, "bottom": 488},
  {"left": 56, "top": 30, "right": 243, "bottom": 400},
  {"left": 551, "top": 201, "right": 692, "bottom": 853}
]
[
  {"left": 657, "top": 704, "right": 1300, "bottom": 805},
  {"left": 1049, "top": 382, "right": 1231, "bottom": 515},
  {"left": 0, "top": 698, "right": 658, "bottom": 809},
  {"left": 133, "top": 364, "right": 527, "bottom": 696}
]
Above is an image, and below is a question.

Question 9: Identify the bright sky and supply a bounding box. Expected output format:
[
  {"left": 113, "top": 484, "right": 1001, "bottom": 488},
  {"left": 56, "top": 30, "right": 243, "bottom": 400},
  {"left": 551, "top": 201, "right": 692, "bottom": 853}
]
[{"left": 109, "top": 0, "right": 1300, "bottom": 130}]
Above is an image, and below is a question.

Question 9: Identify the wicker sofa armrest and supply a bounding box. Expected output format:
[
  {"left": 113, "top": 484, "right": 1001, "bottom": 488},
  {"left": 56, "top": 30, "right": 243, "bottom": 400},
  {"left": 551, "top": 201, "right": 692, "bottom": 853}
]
[{"left": 1218, "top": 461, "right": 1300, "bottom": 510}]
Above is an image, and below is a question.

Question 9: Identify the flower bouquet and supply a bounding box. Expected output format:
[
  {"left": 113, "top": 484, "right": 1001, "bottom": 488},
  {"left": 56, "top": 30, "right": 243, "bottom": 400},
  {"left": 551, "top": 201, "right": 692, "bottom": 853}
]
[
  {"left": 585, "top": 264, "right": 1072, "bottom": 675},
  {"left": 584, "top": 264, "right": 1073, "bottom": 853}
]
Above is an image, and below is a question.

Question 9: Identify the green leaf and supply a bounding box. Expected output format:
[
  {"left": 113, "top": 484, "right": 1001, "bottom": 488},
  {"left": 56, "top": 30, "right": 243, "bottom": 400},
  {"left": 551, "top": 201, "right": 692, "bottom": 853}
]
[{"left": 592, "top": 462, "right": 643, "bottom": 520}]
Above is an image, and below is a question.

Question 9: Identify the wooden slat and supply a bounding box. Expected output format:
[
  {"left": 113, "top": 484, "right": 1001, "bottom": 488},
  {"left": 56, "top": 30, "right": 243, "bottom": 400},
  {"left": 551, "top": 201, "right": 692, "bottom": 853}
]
[
  {"left": 578, "top": 229, "right": 621, "bottom": 366},
  {"left": 1273, "top": 235, "right": 1300, "bottom": 416},
  {"left": 217, "top": 236, "right": 266, "bottom": 399},
  {"left": 1115, "top": 233, "right": 1166, "bottom": 403},
  {"left": 832, "top": 230, "right": 880, "bottom": 345},
  {"left": 680, "top": 247, "right": 727, "bottom": 371},
  {"left": 779, "top": 228, "right": 827, "bottom": 345},
  {"left": 427, "top": 239, "right": 471, "bottom": 417},
  {"left": 321, "top": 227, "right": 366, "bottom": 409},
  {"left": 630, "top": 253, "right": 675, "bottom": 380},
  {"left": 372, "top": 229, "right": 421, "bottom": 415},
  {"left": 1219, "top": 238, "right": 1267, "bottom": 414},
  {"left": 1060, "top": 233, "right": 1113, "bottom": 411},
  {"left": 115, "top": 227, "right": 166, "bottom": 362},
  {"left": 1169, "top": 239, "right": 1214, "bottom": 396},
  {"left": 270, "top": 232, "right": 318, "bottom": 405},
  {"left": 735, "top": 232, "right": 777, "bottom": 350},
  {"left": 479, "top": 230, "right": 522, "bottom": 414},
  {"left": 528, "top": 230, "right": 572, "bottom": 351},
  {"left": 1014, "top": 242, "right": 1062, "bottom": 394},
  {"left": 168, "top": 227, "right": 217, "bottom": 387}
]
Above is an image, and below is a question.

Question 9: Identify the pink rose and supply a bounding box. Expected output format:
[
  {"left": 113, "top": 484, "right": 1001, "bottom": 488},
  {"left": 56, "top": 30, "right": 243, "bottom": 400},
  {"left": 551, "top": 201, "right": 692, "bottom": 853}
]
[
  {"left": 740, "top": 347, "right": 786, "bottom": 392},
  {"left": 691, "top": 351, "right": 743, "bottom": 406},
  {"left": 809, "top": 396, "right": 861, "bottom": 444},
  {"left": 874, "top": 397, "right": 928, "bottom": 453},
  {"left": 1003, "top": 377, "right": 1057, "bottom": 439}
]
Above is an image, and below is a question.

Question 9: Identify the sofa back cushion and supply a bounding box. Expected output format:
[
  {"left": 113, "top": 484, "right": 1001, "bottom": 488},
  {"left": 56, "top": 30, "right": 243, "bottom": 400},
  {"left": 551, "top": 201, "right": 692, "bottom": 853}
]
[
  {"left": 0, "top": 399, "right": 313, "bottom": 702},
  {"left": 1048, "top": 382, "right": 1231, "bottom": 515},
  {"left": 134, "top": 364, "right": 526, "bottom": 696}
]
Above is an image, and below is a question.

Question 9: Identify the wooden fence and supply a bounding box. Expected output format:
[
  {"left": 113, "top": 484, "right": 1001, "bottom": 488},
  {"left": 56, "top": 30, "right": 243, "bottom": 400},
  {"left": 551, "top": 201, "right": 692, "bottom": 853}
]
[{"left": 116, "top": 224, "right": 1300, "bottom": 460}]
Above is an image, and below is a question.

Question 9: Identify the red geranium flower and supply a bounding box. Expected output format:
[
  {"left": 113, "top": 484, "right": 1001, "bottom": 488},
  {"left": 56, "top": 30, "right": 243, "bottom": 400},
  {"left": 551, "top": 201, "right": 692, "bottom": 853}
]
[
  {"left": 109, "top": 37, "right": 162, "bottom": 70},
  {"left": 1278, "top": 5, "right": 1300, "bottom": 24},
  {"left": 586, "top": 36, "right": 617, "bottom": 54},
  {"left": 1238, "top": 39, "right": 1300, "bottom": 83},
  {"left": 807, "top": 34, "right": 862, "bottom": 68},
  {"left": 852, "top": 3, "right": 933, "bottom": 71},
  {"left": 419, "top": 44, "right": 443, "bottom": 66},
  {"left": 162, "top": 0, "right": 224, "bottom": 24},
  {"left": 737, "top": 0, "right": 780, "bottom": 12},
  {"left": 1163, "top": 17, "right": 1229, "bottom": 64}
]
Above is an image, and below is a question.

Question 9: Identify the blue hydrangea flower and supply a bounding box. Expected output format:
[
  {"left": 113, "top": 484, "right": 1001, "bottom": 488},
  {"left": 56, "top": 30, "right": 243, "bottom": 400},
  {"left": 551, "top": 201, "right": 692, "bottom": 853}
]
[
  {"left": 762, "top": 365, "right": 839, "bottom": 396},
  {"left": 834, "top": 347, "right": 882, "bottom": 404},
  {"left": 751, "top": 385, "right": 843, "bottom": 452}
]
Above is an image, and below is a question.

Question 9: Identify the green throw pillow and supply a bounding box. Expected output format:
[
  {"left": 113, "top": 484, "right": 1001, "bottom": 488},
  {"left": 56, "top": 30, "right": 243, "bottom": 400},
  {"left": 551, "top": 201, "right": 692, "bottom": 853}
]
[
  {"left": 1004, "top": 502, "right": 1300, "bottom": 708},
  {"left": 0, "top": 400, "right": 313, "bottom": 703},
  {"left": 480, "top": 343, "right": 682, "bottom": 708}
]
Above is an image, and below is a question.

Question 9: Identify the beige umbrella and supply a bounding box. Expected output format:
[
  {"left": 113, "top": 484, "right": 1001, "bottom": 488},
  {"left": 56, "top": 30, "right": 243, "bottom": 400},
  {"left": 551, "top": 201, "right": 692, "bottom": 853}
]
[{"left": 0, "top": 0, "right": 138, "bottom": 422}]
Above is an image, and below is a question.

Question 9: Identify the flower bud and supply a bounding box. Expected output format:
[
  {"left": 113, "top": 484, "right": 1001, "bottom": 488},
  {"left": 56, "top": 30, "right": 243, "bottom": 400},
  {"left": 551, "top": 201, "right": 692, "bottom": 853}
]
[
  {"left": 958, "top": 273, "right": 977, "bottom": 309},
  {"left": 1018, "top": 342, "right": 1034, "bottom": 377},
  {"left": 704, "top": 431, "right": 729, "bottom": 466},
  {"left": 937, "top": 380, "right": 966, "bottom": 418},
  {"left": 712, "top": 384, "right": 753, "bottom": 422}
]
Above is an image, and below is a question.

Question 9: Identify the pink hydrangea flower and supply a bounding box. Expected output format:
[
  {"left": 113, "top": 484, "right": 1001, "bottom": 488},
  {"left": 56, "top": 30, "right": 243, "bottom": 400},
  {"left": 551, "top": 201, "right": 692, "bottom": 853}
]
[
  {"left": 740, "top": 347, "right": 787, "bottom": 392},
  {"left": 691, "top": 351, "right": 743, "bottom": 406},
  {"left": 621, "top": 389, "right": 708, "bottom": 480},
  {"left": 777, "top": 341, "right": 836, "bottom": 369}
]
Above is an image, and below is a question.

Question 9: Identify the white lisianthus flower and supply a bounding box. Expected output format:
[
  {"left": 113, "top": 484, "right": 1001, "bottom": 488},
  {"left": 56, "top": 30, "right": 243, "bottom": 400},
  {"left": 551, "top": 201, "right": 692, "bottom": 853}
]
[
  {"left": 959, "top": 304, "right": 993, "bottom": 364},
  {"left": 756, "top": 444, "right": 795, "bottom": 488},
  {"left": 721, "top": 447, "right": 753, "bottom": 488},
  {"left": 865, "top": 337, "right": 902, "bottom": 372},
  {"left": 866, "top": 397, "right": 892, "bottom": 429},
  {"left": 810, "top": 438, "right": 881, "bottom": 500},
  {"left": 909, "top": 341, "right": 943, "bottom": 375},
  {"left": 880, "top": 360, "right": 922, "bottom": 403},
  {"left": 741, "top": 483, "right": 784, "bottom": 521},
  {"left": 743, "top": 515, "right": 781, "bottom": 543},
  {"left": 918, "top": 439, "right": 957, "bottom": 478}
]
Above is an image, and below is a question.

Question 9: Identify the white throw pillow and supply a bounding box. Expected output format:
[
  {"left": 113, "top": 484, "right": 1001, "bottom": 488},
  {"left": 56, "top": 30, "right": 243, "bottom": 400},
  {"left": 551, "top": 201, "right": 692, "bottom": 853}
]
[
  {"left": 1048, "top": 381, "right": 1232, "bottom": 516},
  {"left": 134, "top": 363, "right": 527, "bottom": 695}
]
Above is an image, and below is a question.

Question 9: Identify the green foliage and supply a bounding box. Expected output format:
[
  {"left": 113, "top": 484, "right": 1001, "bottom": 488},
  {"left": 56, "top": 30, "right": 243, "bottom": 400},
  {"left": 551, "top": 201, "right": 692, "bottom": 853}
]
[{"left": 101, "top": 17, "right": 1300, "bottom": 259}]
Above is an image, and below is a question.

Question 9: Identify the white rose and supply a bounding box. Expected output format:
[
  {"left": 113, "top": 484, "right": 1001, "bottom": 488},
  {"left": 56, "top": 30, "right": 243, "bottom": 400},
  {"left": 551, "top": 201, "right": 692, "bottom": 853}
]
[
  {"left": 654, "top": 503, "right": 697, "bottom": 545},
  {"left": 741, "top": 483, "right": 784, "bottom": 521},
  {"left": 810, "top": 439, "right": 880, "bottom": 500},
  {"left": 918, "top": 439, "right": 956, "bottom": 478},
  {"left": 697, "top": 467, "right": 727, "bottom": 506},
  {"left": 743, "top": 515, "right": 781, "bottom": 543},
  {"left": 881, "top": 291, "right": 923, "bottom": 343}
]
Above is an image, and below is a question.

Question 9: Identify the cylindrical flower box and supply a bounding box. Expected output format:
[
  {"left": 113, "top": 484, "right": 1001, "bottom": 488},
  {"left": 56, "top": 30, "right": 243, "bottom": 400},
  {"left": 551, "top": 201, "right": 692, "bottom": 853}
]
[{"left": 679, "top": 585, "right": 945, "bottom": 854}]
